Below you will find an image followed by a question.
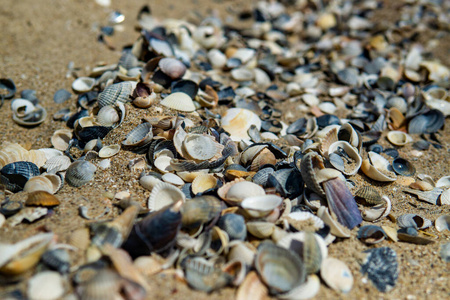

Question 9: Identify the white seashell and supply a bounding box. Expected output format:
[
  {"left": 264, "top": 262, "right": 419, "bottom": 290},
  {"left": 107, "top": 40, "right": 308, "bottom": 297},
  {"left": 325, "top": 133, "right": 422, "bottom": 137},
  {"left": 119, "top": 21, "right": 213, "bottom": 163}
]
[
  {"left": 160, "top": 92, "right": 196, "bottom": 112},
  {"left": 162, "top": 173, "right": 184, "bottom": 186},
  {"left": 148, "top": 182, "right": 185, "bottom": 211},
  {"left": 96, "top": 103, "right": 125, "bottom": 127},
  {"left": 23, "top": 174, "right": 61, "bottom": 194},
  {"left": 207, "top": 49, "right": 227, "bottom": 69},
  {"left": 436, "top": 176, "right": 450, "bottom": 188},
  {"left": 241, "top": 195, "right": 282, "bottom": 218},
  {"left": 154, "top": 156, "right": 173, "bottom": 173},
  {"left": 176, "top": 169, "right": 209, "bottom": 183},
  {"left": 43, "top": 154, "right": 71, "bottom": 172},
  {"left": 183, "top": 134, "right": 220, "bottom": 161},
  {"left": 98, "top": 159, "right": 111, "bottom": 169},
  {"left": 327, "top": 141, "right": 362, "bottom": 176},
  {"left": 361, "top": 152, "right": 397, "bottom": 182},
  {"left": 318, "top": 102, "right": 337, "bottom": 114},
  {"left": 158, "top": 58, "right": 187, "bottom": 79},
  {"left": 317, "top": 206, "right": 351, "bottom": 238},
  {"left": 221, "top": 108, "right": 262, "bottom": 141},
  {"left": 232, "top": 48, "right": 256, "bottom": 64},
  {"left": 72, "top": 77, "right": 96, "bottom": 93},
  {"left": 361, "top": 195, "right": 392, "bottom": 222},
  {"left": 219, "top": 180, "right": 265, "bottom": 205},
  {"left": 246, "top": 221, "right": 276, "bottom": 239},
  {"left": 191, "top": 174, "right": 217, "bottom": 194},
  {"left": 140, "top": 175, "right": 163, "bottom": 191},
  {"left": 320, "top": 257, "right": 353, "bottom": 293},
  {"left": 278, "top": 274, "right": 320, "bottom": 300},
  {"left": 387, "top": 131, "right": 413, "bottom": 146},
  {"left": 231, "top": 68, "right": 255, "bottom": 81},
  {"left": 435, "top": 215, "right": 450, "bottom": 232},
  {"left": 11, "top": 99, "right": 36, "bottom": 118},
  {"left": 98, "top": 144, "right": 120, "bottom": 158},
  {"left": 253, "top": 68, "right": 271, "bottom": 88},
  {"left": 28, "top": 271, "right": 65, "bottom": 300},
  {"left": 286, "top": 211, "right": 324, "bottom": 229},
  {"left": 301, "top": 94, "right": 320, "bottom": 106},
  {"left": 440, "top": 188, "right": 450, "bottom": 205}
]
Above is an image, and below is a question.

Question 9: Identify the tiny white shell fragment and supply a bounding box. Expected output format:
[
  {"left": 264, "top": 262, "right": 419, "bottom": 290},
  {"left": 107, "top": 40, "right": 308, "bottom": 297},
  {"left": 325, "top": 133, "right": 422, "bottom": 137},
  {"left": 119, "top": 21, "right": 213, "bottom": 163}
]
[
  {"left": 72, "top": 77, "right": 96, "bottom": 93},
  {"left": 98, "top": 159, "right": 111, "bottom": 169}
]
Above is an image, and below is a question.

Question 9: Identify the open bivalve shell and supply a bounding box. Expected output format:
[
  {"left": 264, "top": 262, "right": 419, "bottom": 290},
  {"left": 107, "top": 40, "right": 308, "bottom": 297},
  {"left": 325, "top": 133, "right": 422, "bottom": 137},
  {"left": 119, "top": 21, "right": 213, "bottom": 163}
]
[
  {"left": 160, "top": 92, "right": 196, "bottom": 112},
  {"left": 361, "top": 151, "right": 397, "bottom": 182},
  {"left": 435, "top": 215, "right": 450, "bottom": 232},
  {"left": 221, "top": 108, "right": 262, "bottom": 141},
  {"left": 96, "top": 103, "right": 126, "bottom": 128},
  {"left": 320, "top": 257, "right": 353, "bottom": 293},
  {"left": 0, "top": 142, "right": 47, "bottom": 168},
  {"left": 183, "top": 133, "right": 222, "bottom": 161},
  {"left": 148, "top": 182, "right": 186, "bottom": 211},
  {"left": 98, "top": 144, "right": 121, "bottom": 158},
  {"left": 327, "top": 141, "right": 362, "bottom": 176},
  {"left": 217, "top": 178, "right": 265, "bottom": 206},
  {"left": 23, "top": 173, "right": 62, "bottom": 194},
  {"left": 387, "top": 131, "right": 413, "bottom": 146},
  {"left": 51, "top": 129, "right": 73, "bottom": 151},
  {"left": 241, "top": 195, "right": 282, "bottom": 218}
]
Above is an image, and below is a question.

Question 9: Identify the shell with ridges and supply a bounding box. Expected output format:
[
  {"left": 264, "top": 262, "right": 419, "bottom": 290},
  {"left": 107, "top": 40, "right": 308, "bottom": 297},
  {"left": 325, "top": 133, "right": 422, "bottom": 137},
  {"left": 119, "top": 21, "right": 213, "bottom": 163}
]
[
  {"left": 65, "top": 160, "right": 97, "bottom": 187},
  {"left": 27, "top": 271, "right": 65, "bottom": 300},
  {"left": 191, "top": 174, "right": 217, "bottom": 195},
  {"left": 360, "top": 152, "right": 397, "bottom": 182},
  {"left": 183, "top": 134, "right": 220, "bottom": 161},
  {"left": 160, "top": 92, "right": 196, "bottom": 112},
  {"left": 148, "top": 182, "right": 186, "bottom": 211},
  {"left": 23, "top": 174, "right": 62, "bottom": 194}
]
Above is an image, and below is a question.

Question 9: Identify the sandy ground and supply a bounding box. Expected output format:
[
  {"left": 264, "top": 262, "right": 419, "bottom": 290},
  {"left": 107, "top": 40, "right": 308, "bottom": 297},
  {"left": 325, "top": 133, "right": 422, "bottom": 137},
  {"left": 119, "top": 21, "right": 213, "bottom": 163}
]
[{"left": 0, "top": 0, "right": 449, "bottom": 299}]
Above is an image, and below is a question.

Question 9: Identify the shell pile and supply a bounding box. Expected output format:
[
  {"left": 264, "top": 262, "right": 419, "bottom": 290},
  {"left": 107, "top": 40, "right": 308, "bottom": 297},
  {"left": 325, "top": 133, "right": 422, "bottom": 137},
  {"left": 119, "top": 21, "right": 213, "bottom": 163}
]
[{"left": 1, "top": 0, "right": 450, "bottom": 299}]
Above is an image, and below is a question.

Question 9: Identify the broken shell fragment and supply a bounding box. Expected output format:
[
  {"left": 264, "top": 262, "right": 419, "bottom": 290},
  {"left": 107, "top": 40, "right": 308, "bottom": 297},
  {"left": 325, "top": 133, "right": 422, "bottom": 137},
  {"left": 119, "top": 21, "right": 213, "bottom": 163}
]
[
  {"left": 361, "top": 151, "right": 397, "bottom": 182},
  {"left": 360, "top": 247, "right": 398, "bottom": 292},
  {"left": 386, "top": 131, "right": 413, "bottom": 146},
  {"left": 397, "top": 214, "right": 432, "bottom": 230},
  {"left": 357, "top": 225, "right": 386, "bottom": 244}
]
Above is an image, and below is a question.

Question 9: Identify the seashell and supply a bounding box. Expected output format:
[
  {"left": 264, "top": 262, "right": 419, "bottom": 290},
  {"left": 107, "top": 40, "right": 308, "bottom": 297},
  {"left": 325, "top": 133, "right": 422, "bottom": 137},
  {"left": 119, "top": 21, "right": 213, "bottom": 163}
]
[
  {"left": 240, "top": 145, "right": 267, "bottom": 166},
  {"left": 231, "top": 67, "right": 254, "bottom": 81},
  {"left": 0, "top": 78, "right": 16, "bottom": 99},
  {"left": 158, "top": 58, "right": 186, "bottom": 80},
  {"left": 403, "top": 187, "right": 443, "bottom": 205},
  {"left": 278, "top": 274, "right": 321, "bottom": 300},
  {"left": 250, "top": 148, "right": 277, "bottom": 172},
  {"left": 0, "top": 214, "right": 4, "bottom": 228},
  {"left": 23, "top": 173, "right": 62, "bottom": 194},
  {"left": 69, "top": 227, "right": 90, "bottom": 250},
  {"left": 27, "top": 271, "right": 65, "bottom": 300},
  {"left": 41, "top": 248, "right": 71, "bottom": 273},
  {"left": 408, "top": 109, "right": 444, "bottom": 134},
  {"left": 53, "top": 89, "right": 72, "bottom": 104},
  {"left": 360, "top": 151, "right": 397, "bottom": 182},
  {"left": 409, "top": 180, "right": 434, "bottom": 191},
  {"left": 217, "top": 179, "right": 265, "bottom": 206},
  {"left": 361, "top": 195, "right": 392, "bottom": 222},
  {"left": 0, "top": 143, "right": 46, "bottom": 169},
  {"left": 98, "top": 144, "right": 120, "bottom": 158},
  {"left": 327, "top": 141, "right": 362, "bottom": 176},
  {"left": 236, "top": 271, "right": 269, "bottom": 300},
  {"left": 222, "top": 258, "right": 247, "bottom": 286},
  {"left": 160, "top": 92, "right": 196, "bottom": 112},
  {"left": 172, "top": 79, "right": 199, "bottom": 100},
  {"left": 284, "top": 211, "right": 324, "bottom": 231},
  {"left": 98, "top": 81, "right": 135, "bottom": 108},
  {"left": 317, "top": 206, "right": 351, "bottom": 238},
  {"left": 8, "top": 206, "right": 48, "bottom": 226},
  {"left": 221, "top": 108, "right": 262, "bottom": 141},
  {"left": 148, "top": 182, "right": 185, "bottom": 211},
  {"left": 300, "top": 152, "right": 327, "bottom": 196},
  {"left": 51, "top": 129, "right": 72, "bottom": 151},
  {"left": 218, "top": 213, "right": 247, "bottom": 241},
  {"left": 1, "top": 161, "right": 40, "bottom": 192},
  {"left": 161, "top": 173, "right": 184, "bottom": 186},
  {"left": 255, "top": 242, "right": 306, "bottom": 294},
  {"left": 122, "top": 122, "right": 153, "bottom": 147},
  {"left": 387, "top": 96, "right": 407, "bottom": 114},
  {"left": 154, "top": 155, "right": 174, "bottom": 173},
  {"left": 98, "top": 159, "right": 110, "bottom": 170},
  {"left": 228, "top": 240, "right": 257, "bottom": 266},
  {"left": 436, "top": 176, "right": 450, "bottom": 188},
  {"left": 96, "top": 103, "right": 126, "bottom": 128},
  {"left": 241, "top": 195, "right": 282, "bottom": 218},
  {"left": 12, "top": 104, "right": 47, "bottom": 126},
  {"left": 183, "top": 134, "right": 220, "bottom": 161},
  {"left": 26, "top": 191, "right": 60, "bottom": 206},
  {"left": 0, "top": 200, "right": 23, "bottom": 217},
  {"left": 246, "top": 221, "right": 276, "bottom": 239},
  {"left": 397, "top": 214, "right": 432, "bottom": 230},
  {"left": 0, "top": 232, "right": 53, "bottom": 275},
  {"left": 355, "top": 186, "right": 383, "bottom": 205},
  {"left": 435, "top": 215, "right": 450, "bottom": 232},
  {"left": 72, "top": 77, "right": 96, "bottom": 93},
  {"left": 11, "top": 98, "right": 36, "bottom": 118},
  {"left": 392, "top": 157, "right": 415, "bottom": 176},
  {"left": 397, "top": 228, "right": 434, "bottom": 245},
  {"left": 252, "top": 167, "right": 275, "bottom": 187},
  {"left": 277, "top": 232, "right": 327, "bottom": 275},
  {"left": 78, "top": 269, "right": 126, "bottom": 300},
  {"left": 182, "top": 257, "right": 233, "bottom": 293},
  {"left": 357, "top": 225, "right": 386, "bottom": 244},
  {"left": 65, "top": 160, "right": 97, "bottom": 187},
  {"left": 191, "top": 174, "right": 217, "bottom": 195},
  {"left": 320, "top": 257, "right": 353, "bottom": 293},
  {"left": 387, "top": 131, "right": 413, "bottom": 146},
  {"left": 360, "top": 247, "right": 398, "bottom": 292}
]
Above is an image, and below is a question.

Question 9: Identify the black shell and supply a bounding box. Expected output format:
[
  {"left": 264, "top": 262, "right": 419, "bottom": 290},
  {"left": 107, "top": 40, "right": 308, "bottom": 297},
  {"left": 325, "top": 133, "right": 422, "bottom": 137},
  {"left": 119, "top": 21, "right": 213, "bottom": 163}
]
[
  {"left": 1, "top": 161, "right": 40, "bottom": 192},
  {"left": 0, "top": 78, "right": 16, "bottom": 99},
  {"left": 408, "top": 109, "right": 444, "bottom": 134},
  {"left": 218, "top": 213, "right": 247, "bottom": 241},
  {"left": 360, "top": 247, "right": 398, "bottom": 292},
  {"left": 392, "top": 157, "right": 415, "bottom": 176},
  {"left": 171, "top": 80, "right": 199, "bottom": 99}
]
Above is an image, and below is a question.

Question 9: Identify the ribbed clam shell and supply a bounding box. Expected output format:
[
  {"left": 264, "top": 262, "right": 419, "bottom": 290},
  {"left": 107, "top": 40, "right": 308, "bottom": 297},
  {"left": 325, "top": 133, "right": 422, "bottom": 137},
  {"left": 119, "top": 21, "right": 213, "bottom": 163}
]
[
  {"left": 23, "top": 174, "right": 61, "bottom": 194},
  {"left": 300, "top": 152, "right": 326, "bottom": 196},
  {"left": 252, "top": 167, "right": 275, "bottom": 187},
  {"left": 183, "top": 134, "right": 218, "bottom": 161},
  {"left": 27, "top": 271, "right": 65, "bottom": 300},
  {"left": 320, "top": 257, "right": 353, "bottom": 293},
  {"left": 0, "top": 143, "right": 47, "bottom": 168},
  {"left": 161, "top": 173, "right": 184, "bottom": 186},
  {"left": 122, "top": 122, "right": 153, "bottom": 147},
  {"left": 183, "top": 257, "right": 233, "bottom": 293},
  {"left": 360, "top": 247, "right": 398, "bottom": 292},
  {"left": 355, "top": 186, "right": 383, "bottom": 205},
  {"left": 191, "top": 174, "right": 217, "bottom": 194},
  {"left": 41, "top": 248, "right": 70, "bottom": 273},
  {"left": 397, "top": 214, "right": 432, "bottom": 230},
  {"left": 43, "top": 155, "right": 71, "bottom": 172},
  {"left": 148, "top": 182, "right": 186, "bottom": 211},
  {"left": 98, "top": 144, "right": 120, "bottom": 158},
  {"left": 79, "top": 269, "right": 123, "bottom": 300},
  {"left": 98, "top": 81, "right": 135, "bottom": 108},
  {"left": 357, "top": 225, "right": 386, "bottom": 244},
  {"left": 65, "top": 160, "right": 97, "bottom": 187},
  {"left": 408, "top": 109, "right": 444, "bottom": 134},
  {"left": 218, "top": 213, "right": 247, "bottom": 241},
  {"left": 255, "top": 242, "right": 306, "bottom": 294},
  {"left": 286, "top": 211, "right": 325, "bottom": 229},
  {"left": 158, "top": 57, "right": 186, "bottom": 79},
  {"left": 160, "top": 92, "right": 196, "bottom": 112},
  {"left": 1, "top": 161, "right": 40, "bottom": 192},
  {"left": 96, "top": 105, "right": 120, "bottom": 127}
]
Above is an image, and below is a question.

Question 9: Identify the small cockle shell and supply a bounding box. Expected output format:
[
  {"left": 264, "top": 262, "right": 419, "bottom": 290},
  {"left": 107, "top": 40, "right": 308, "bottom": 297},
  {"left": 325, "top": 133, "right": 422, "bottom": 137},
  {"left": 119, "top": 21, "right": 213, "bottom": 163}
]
[
  {"left": 140, "top": 174, "right": 163, "bottom": 191},
  {"left": 72, "top": 77, "right": 95, "bottom": 93},
  {"left": 320, "top": 257, "right": 353, "bottom": 293},
  {"left": 361, "top": 151, "right": 397, "bottom": 182},
  {"left": 96, "top": 103, "right": 126, "bottom": 128},
  {"left": 191, "top": 174, "right": 217, "bottom": 195},
  {"left": 241, "top": 195, "right": 282, "bottom": 218},
  {"left": 359, "top": 247, "right": 398, "bottom": 292},
  {"left": 0, "top": 232, "right": 53, "bottom": 275},
  {"left": 0, "top": 142, "right": 45, "bottom": 169},
  {"left": 23, "top": 174, "right": 62, "bottom": 194},
  {"left": 148, "top": 182, "right": 186, "bottom": 211},
  {"left": 246, "top": 221, "right": 276, "bottom": 239},
  {"left": 1, "top": 161, "right": 40, "bottom": 192},
  {"left": 435, "top": 215, "right": 450, "bottom": 232},
  {"left": 217, "top": 179, "right": 265, "bottom": 205},
  {"left": 51, "top": 129, "right": 72, "bottom": 151},
  {"left": 355, "top": 186, "right": 383, "bottom": 205},
  {"left": 158, "top": 57, "right": 186, "bottom": 79},
  {"left": 327, "top": 141, "right": 362, "bottom": 176},
  {"left": 122, "top": 122, "right": 153, "bottom": 147},
  {"left": 300, "top": 151, "right": 327, "bottom": 196},
  {"left": 386, "top": 131, "right": 413, "bottom": 146},
  {"left": 255, "top": 242, "right": 306, "bottom": 295},
  {"left": 397, "top": 214, "right": 432, "bottom": 230},
  {"left": 236, "top": 271, "right": 269, "bottom": 300},
  {"left": 221, "top": 108, "right": 262, "bottom": 141},
  {"left": 98, "top": 144, "right": 120, "bottom": 158},
  {"left": 27, "top": 271, "right": 65, "bottom": 300},
  {"left": 357, "top": 225, "right": 386, "bottom": 244},
  {"left": 160, "top": 92, "right": 196, "bottom": 112},
  {"left": 12, "top": 103, "right": 47, "bottom": 127},
  {"left": 183, "top": 134, "right": 219, "bottom": 161},
  {"left": 98, "top": 81, "right": 135, "bottom": 108},
  {"left": 65, "top": 160, "right": 97, "bottom": 187}
]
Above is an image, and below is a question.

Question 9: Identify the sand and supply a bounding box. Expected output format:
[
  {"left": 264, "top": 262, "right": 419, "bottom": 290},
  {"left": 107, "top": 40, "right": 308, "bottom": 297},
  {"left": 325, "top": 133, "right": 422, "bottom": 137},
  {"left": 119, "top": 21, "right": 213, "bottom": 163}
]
[{"left": 0, "top": 0, "right": 449, "bottom": 299}]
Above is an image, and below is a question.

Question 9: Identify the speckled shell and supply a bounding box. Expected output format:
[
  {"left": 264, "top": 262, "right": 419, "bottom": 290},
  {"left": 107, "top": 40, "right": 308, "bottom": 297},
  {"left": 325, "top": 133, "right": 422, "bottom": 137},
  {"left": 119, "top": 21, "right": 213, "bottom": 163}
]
[{"left": 65, "top": 160, "right": 97, "bottom": 187}]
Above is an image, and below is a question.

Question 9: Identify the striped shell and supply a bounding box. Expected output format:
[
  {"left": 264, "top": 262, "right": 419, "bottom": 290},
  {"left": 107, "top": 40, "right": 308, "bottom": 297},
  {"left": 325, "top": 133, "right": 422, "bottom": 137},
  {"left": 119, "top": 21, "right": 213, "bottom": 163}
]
[
  {"left": 65, "top": 160, "right": 97, "bottom": 187},
  {"left": 43, "top": 155, "right": 71, "bottom": 172},
  {"left": 98, "top": 81, "right": 135, "bottom": 108},
  {"left": 160, "top": 92, "right": 196, "bottom": 112},
  {"left": 23, "top": 174, "right": 62, "bottom": 194},
  {"left": 183, "top": 134, "right": 219, "bottom": 161},
  {"left": 397, "top": 214, "right": 432, "bottom": 230},
  {"left": 355, "top": 186, "right": 383, "bottom": 205},
  {"left": 0, "top": 142, "right": 47, "bottom": 168},
  {"left": 122, "top": 122, "right": 153, "bottom": 147},
  {"left": 26, "top": 191, "right": 61, "bottom": 206},
  {"left": 96, "top": 103, "right": 126, "bottom": 128},
  {"left": 148, "top": 182, "right": 186, "bottom": 211}
]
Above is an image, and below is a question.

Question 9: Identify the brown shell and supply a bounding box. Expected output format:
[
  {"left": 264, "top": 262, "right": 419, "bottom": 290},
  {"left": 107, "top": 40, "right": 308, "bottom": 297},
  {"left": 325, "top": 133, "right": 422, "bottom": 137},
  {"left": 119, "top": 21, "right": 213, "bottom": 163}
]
[
  {"left": 26, "top": 191, "right": 61, "bottom": 206},
  {"left": 355, "top": 186, "right": 383, "bottom": 205}
]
